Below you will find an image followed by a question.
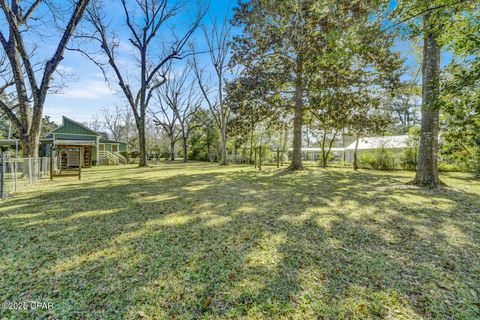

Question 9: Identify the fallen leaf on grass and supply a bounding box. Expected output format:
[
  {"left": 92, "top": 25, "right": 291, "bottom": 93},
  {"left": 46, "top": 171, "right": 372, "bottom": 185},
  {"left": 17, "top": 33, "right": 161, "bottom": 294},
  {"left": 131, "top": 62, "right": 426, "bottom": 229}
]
[{"left": 358, "top": 304, "right": 366, "bottom": 312}]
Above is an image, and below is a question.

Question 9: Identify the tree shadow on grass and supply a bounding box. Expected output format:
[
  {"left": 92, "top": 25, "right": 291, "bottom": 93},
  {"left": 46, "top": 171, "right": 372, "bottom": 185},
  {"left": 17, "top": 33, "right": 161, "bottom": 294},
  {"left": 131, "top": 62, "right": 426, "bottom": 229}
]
[{"left": 0, "top": 166, "right": 479, "bottom": 319}]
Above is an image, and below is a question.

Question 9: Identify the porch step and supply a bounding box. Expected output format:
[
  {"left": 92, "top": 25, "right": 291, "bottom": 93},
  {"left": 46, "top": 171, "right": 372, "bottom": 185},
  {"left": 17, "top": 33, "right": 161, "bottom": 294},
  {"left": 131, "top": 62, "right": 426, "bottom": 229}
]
[{"left": 99, "top": 151, "right": 125, "bottom": 165}]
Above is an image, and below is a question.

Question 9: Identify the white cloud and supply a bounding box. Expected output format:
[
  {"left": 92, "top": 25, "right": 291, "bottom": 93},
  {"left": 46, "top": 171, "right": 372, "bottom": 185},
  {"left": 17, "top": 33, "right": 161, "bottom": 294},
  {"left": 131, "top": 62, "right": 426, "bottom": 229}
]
[
  {"left": 118, "top": 41, "right": 136, "bottom": 54},
  {"left": 44, "top": 107, "right": 93, "bottom": 124},
  {"left": 57, "top": 64, "right": 74, "bottom": 74},
  {"left": 59, "top": 80, "right": 115, "bottom": 99}
]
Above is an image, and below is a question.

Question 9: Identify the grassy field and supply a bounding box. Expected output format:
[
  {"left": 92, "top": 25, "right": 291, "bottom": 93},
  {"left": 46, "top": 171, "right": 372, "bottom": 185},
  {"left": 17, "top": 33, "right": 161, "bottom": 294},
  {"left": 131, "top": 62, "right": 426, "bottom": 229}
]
[{"left": 0, "top": 162, "right": 479, "bottom": 319}]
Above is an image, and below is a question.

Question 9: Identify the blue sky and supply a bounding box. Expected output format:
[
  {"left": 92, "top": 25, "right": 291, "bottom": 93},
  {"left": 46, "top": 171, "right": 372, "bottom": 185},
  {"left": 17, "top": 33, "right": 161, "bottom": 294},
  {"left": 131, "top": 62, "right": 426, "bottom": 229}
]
[{"left": 44, "top": 0, "right": 235, "bottom": 124}]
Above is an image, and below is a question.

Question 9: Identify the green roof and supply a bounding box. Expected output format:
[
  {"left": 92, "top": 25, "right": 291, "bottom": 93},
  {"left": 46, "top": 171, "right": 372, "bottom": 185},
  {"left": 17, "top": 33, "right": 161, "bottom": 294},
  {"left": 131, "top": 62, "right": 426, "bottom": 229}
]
[
  {"left": 99, "top": 139, "right": 126, "bottom": 144},
  {"left": 51, "top": 116, "right": 100, "bottom": 136}
]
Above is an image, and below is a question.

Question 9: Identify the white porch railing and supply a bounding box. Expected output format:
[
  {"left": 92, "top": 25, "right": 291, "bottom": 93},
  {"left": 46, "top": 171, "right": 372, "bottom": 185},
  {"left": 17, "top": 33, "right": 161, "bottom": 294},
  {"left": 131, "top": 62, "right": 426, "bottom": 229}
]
[
  {"left": 114, "top": 152, "right": 128, "bottom": 164},
  {"left": 98, "top": 151, "right": 123, "bottom": 165}
]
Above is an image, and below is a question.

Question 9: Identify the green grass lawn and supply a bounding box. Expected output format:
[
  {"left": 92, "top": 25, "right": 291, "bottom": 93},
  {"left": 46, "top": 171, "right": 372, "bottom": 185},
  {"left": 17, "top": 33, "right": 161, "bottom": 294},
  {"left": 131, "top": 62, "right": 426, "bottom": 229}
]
[{"left": 1, "top": 162, "right": 479, "bottom": 319}]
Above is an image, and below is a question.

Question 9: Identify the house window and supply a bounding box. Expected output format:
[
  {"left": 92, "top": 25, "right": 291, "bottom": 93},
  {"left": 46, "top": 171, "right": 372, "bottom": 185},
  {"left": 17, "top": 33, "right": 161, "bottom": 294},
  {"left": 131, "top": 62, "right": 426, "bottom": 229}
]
[
  {"left": 99, "top": 144, "right": 104, "bottom": 151},
  {"left": 112, "top": 145, "right": 118, "bottom": 153}
]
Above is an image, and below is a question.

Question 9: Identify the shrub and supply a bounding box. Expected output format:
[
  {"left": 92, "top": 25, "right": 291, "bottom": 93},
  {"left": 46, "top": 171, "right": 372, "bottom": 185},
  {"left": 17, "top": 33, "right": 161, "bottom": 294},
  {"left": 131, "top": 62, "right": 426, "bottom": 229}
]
[
  {"left": 474, "top": 147, "right": 480, "bottom": 176},
  {"left": 359, "top": 148, "right": 396, "bottom": 170},
  {"left": 438, "top": 162, "right": 463, "bottom": 172},
  {"left": 400, "top": 147, "right": 417, "bottom": 170}
]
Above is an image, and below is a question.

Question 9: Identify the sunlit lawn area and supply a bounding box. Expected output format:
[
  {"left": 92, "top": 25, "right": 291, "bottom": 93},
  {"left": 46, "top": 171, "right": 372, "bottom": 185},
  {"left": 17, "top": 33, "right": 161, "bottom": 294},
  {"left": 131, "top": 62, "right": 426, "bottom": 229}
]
[{"left": 0, "top": 162, "right": 479, "bottom": 319}]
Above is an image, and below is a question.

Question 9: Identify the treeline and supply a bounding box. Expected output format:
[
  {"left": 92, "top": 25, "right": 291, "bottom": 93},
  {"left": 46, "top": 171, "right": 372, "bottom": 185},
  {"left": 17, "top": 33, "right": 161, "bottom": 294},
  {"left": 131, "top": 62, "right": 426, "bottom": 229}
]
[{"left": 0, "top": 0, "right": 478, "bottom": 188}]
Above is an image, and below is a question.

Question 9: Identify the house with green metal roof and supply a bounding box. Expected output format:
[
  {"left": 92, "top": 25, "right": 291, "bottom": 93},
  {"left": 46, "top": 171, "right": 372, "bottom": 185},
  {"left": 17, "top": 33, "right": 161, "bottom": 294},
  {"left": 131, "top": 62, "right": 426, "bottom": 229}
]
[{"left": 44, "top": 116, "right": 128, "bottom": 167}]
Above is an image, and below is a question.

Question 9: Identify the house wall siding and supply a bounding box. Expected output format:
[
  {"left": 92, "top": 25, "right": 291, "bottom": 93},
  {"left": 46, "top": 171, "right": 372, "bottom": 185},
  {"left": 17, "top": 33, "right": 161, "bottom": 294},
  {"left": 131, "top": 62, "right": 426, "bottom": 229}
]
[
  {"left": 55, "top": 134, "right": 97, "bottom": 141},
  {"left": 48, "top": 117, "right": 127, "bottom": 166}
]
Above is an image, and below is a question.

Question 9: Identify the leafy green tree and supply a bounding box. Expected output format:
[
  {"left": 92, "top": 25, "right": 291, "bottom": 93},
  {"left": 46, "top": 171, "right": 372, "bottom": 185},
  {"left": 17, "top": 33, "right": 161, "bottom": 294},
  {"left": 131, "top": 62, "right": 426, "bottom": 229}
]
[
  {"left": 227, "top": 75, "right": 287, "bottom": 163},
  {"left": 347, "top": 94, "right": 392, "bottom": 171},
  {"left": 231, "top": 0, "right": 400, "bottom": 170},
  {"left": 387, "top": 81, "right": 422, "bottom": 133},
  {"left": 440, "top": 6, "right": 480, "bottom": 174},
  {"left": 307, "top": 42, "right": 401, "bottom": 168},
  {"left": 231, "top": 0, "right": 327, "bottom": 170},
  {"left": 0, "top": 116, "right": 7, "bottom": 139},
  {"left": 188, "top": 109, "right": 220, "bottom": 162},
  {"left": 395, "top": 0, "right": 477, "bottom": 187}
]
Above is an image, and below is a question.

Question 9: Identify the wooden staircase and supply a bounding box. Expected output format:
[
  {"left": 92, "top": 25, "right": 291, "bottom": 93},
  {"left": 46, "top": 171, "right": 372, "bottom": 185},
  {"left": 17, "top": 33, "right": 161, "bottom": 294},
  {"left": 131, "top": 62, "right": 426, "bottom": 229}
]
[
  {"left": 114, "top": 152, "right": 128, "bottom": 164},
  {"left": 99, "top": 151, "right": 126, "bottom": 165}
]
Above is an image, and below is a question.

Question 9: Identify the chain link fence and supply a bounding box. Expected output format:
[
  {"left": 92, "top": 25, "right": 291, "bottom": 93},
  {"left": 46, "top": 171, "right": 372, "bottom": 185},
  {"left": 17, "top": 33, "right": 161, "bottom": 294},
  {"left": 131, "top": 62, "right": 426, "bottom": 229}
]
[{"left": 0, "top": 153, "right": 54, "bottom": 198}]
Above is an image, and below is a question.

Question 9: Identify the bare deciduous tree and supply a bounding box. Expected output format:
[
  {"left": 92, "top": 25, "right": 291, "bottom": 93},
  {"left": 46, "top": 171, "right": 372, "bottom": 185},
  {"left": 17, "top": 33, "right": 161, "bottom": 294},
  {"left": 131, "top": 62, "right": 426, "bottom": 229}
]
[
  {"left": 86, "top": 114, "right": 103, "bottom": 132},
  {"left": 0, "top": 0, "right": 90, "bottom": 158},
  {"left": 152, "top": 85, "right": 181, "bottom": 161},
  {"left": 76, "top": 0, "right": 205, "bottom": 167},
  {"left": 102, "top": 105, "right": 130, "bottom": 142},
  {"left": 192, "top": 16, "right": 232, "bottom": 165},
  {"left": 153, "top": 64, "right": 202, "bottom": 162}
]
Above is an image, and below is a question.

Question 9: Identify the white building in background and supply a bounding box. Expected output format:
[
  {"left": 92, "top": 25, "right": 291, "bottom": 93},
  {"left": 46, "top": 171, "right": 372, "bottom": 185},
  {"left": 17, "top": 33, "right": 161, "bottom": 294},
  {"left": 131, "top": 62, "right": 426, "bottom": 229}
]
[
  {"left": 343, "top": 135, "right": 409, "bottom": 162},
  {"left": 344, "top": 135, "right": 409, "bottom": 151},
  {"left": 289, "top": 135, "right": 410, "bottom": 162}
]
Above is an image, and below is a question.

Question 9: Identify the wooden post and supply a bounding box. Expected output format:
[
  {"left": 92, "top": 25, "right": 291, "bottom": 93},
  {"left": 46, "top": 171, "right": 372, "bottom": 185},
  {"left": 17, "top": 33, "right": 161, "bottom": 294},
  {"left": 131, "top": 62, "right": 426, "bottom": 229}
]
[
  {"left": 28, "top": 157, "right": 32, "bottom": 184},
  {"left": 13, "top": 157, "right": 17, "bottom": 191},
  {"left": 58, "top": 147, "right": 62, "bottom": 175},
  {"left": 259, "top": 146, "right": 262, "bottom": 170},
  {"left": 50, "top": 147, "right": 53, "bottom": 181},
  {"left": 276, "top": 148, "right": 280, "bottom": 168},
  {"left": 1, "top": 153, "right": 5, "bottom": 198},
  {"left": 79, "top": 147, "right": 82, "bottom": 180}
]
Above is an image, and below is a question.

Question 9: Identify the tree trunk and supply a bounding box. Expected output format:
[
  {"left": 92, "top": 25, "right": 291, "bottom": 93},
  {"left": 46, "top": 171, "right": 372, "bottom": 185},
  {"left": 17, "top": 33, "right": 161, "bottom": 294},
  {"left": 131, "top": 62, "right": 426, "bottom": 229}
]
[
  {"left": 288, "top": 58, "right": 304, "bottom": 171},
  {"left": 28, "top": 115, "right": 42, "bottom": 160},
  {"left": 413, "top": 12, "right": 441, "bottom": 188},
  {"left": 323, "top": 130, "right": 338, "bottom": 169},
  {"left": 0, "top": 0, "right": 89, "bottom": 161},
  {"left": 170, "top": 139, "right": 175, "bottom": 161},
  {"left": 320, "top": 131, "right": 327, "bottom": 168},
  {"left": 249, "top": 125, "right": 254, "bottom": 164},
  {"left": 220, "top": 125, "right": 228, "bottom": 165},
  {"left": 321, "top": 153, "right": 328, "bottom": 168},
  {"left": 19, "top": 128, "right": 40, "bottom": 179},
  {"left": 19, "top": 136, "right": 31, "bottom": 158},
  {"left": 281, "top": 128, "right": 288, "bottom": 166},
  {"left": 353, "top": 136, "right": 360, "bottom": 171},
  {"left": 182, "top": 138, "right": 188, "bottom": 162},
  {"left": 137, "top": 120, "right": 148, "bottom": 167},
  {"left": 27, "top": 137, "right": 40, "bottom": 160}
]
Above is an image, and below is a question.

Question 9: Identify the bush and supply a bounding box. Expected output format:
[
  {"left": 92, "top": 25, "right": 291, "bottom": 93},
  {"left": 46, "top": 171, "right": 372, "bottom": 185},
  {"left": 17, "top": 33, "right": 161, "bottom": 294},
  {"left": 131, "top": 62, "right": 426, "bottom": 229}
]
[
  {"left": 474, "top": 147, "right": 480, "bottom": 176},
  {"left": 359, "top": 148, "right": 396, "bottom": 170},
  {"left": 400, "top": 147, "right": 417, "bottom": 170},
  {"left": 438, "top": 162, "right": 463, "bottom": 172}
]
